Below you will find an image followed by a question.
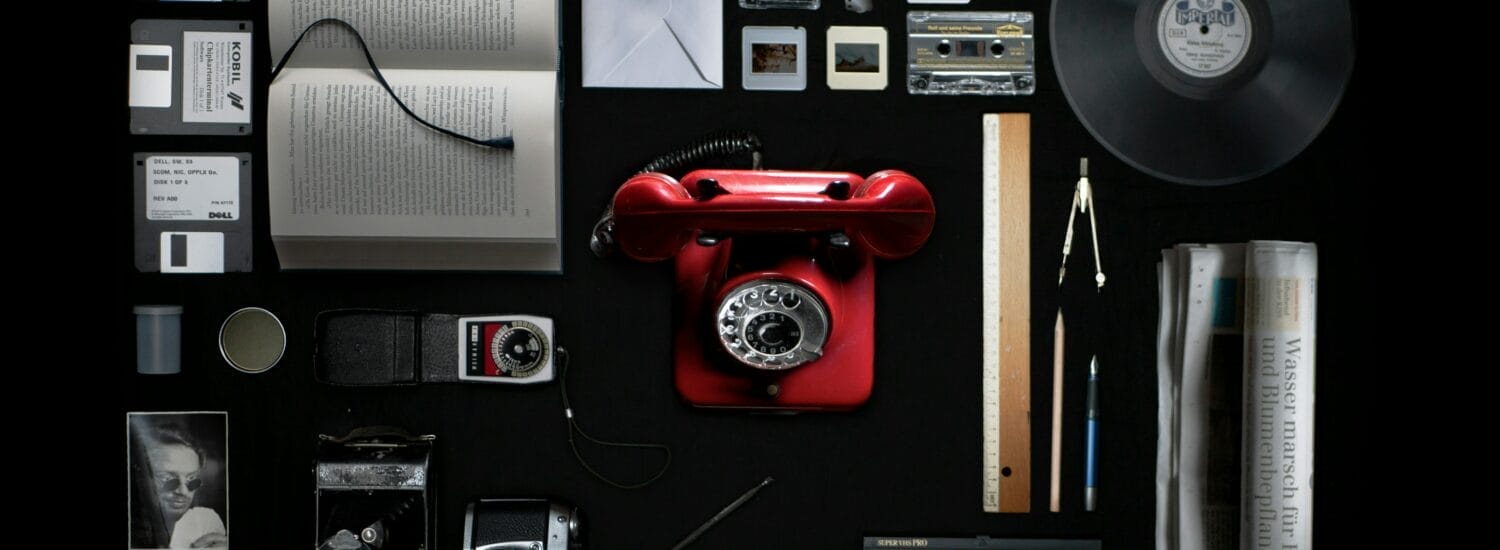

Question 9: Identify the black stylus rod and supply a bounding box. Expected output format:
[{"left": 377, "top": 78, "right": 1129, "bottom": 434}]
[{"left": 671, "top": 477, "right": 774, "bottom": 550}]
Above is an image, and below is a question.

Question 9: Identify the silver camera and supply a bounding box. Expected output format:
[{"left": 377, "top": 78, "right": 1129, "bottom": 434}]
[
  {"left": 315, "top": 428, "right": 434, "bottom": 550},
  {"left": 463, "top": 499, "right": 581, "bottom": 550}
]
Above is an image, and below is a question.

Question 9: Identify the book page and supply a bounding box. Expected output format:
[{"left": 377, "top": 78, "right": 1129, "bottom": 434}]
[
  {"left": 269, "top": 0, "right": 557, "bottom": 71},
  {"left": 267, "top": 68, "right": 557, "bottom": 241}
]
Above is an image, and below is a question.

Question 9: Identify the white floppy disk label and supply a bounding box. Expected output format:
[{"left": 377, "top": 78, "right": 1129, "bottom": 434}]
[
  {"left": 145, "top": 156, "right": 240, "bottom": 221},
  {"left": 182, "top": 31, "right": 251, "bottom": 123}
]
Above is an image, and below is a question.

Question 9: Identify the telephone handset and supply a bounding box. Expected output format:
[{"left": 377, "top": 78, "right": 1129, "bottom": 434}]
[{"left": 605, "top": 167, "right": 936, "bottom": 411}]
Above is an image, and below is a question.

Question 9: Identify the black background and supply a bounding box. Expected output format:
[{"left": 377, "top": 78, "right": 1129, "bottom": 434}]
[{"left": 106, "top": 1, "right": 1369, "bottom": 548}]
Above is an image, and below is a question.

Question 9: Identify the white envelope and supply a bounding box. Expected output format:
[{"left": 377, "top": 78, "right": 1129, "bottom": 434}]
[{"left": 582, "top": 0, "right": 723, "bottom": 89}]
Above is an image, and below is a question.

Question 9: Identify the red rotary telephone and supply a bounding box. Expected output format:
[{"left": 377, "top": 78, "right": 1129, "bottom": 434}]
[{"left": 605, "top": 167, "right": 935, "bottom": 411}]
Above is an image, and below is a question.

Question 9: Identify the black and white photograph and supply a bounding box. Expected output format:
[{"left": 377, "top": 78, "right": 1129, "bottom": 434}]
[
  {"left": 128, "top": 412, "right": 229, "bottom": 549},
  {"left": 751, "top": 43, "right": 799, "bottom": 73},
  {"left": 834, "top": 43, "right": 880, "bottom": 73}
]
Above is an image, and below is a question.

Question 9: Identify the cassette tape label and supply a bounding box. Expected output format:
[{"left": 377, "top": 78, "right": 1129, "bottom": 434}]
[
  {"left": 182, "top": 31, "right": 251, "bottom": 124},
  {"left": 907, "top": 11, "right": 1035, "bottom": 95},
  {"left": 146, "top": 156, "right": 241, "bottom": 221}
]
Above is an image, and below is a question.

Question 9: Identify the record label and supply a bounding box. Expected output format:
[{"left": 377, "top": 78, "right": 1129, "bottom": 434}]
[{"left": 1157, "top": 0, "right": 1250, "bottom": 78}]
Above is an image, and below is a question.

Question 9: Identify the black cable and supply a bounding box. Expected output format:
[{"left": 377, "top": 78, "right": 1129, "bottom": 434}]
[
  {"left": 591, "top": 131, "right": 764, "bottom": 257},
  {"left": 270, "top": 18, "right": 514, "bottom": 150},
  {"left": 641, "top": 130, "right": 763, "bottom": 175},
  {"left": 556, "top": 348, "right": 672, "bottom": 489}
]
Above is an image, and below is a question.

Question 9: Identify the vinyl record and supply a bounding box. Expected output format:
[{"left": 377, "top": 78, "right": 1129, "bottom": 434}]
[{"left": 1052, "top": 0, "right": 1354, "bottom": 186}]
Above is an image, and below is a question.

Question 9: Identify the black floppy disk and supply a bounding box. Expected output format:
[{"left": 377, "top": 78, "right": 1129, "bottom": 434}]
[
  {"left": 133, "top": 153, "right": 253, "bottom": 273},
  {"left": 130, "top": 19, "right": 253, "bottom": 135}
]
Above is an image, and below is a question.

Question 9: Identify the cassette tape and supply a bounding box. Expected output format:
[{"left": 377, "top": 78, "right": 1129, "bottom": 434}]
[
  {"left": 906, "top": 11, "right": 1035, "bottom": 96},
  {"left": 130, "top": 20, "right": 253, "bottom": 135}
]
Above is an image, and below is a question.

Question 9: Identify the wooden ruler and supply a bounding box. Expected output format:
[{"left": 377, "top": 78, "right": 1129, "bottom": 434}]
[{"left": 981, "top": 114, "right": 1030, "bottom": 513}]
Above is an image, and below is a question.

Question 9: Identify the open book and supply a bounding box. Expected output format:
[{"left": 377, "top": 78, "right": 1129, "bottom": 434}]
[{"left": 267, "top": 0, "right": 559, "bottom": 271}]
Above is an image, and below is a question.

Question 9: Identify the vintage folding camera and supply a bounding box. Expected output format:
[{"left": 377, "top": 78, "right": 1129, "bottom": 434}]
[
  {"left": 463, "top": 498, "right": 582, "bottom": 550},
  {"left": 606, "top": 169, "right": 935, "bottom": 410},
  {"left": 316, "top": 427, "right": 434, "bottom": 550}
]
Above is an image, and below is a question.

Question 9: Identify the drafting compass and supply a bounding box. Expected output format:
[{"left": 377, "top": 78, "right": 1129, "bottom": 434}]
[{"left": 1059, "top": 158, "right": 1104, "bottom": 290}]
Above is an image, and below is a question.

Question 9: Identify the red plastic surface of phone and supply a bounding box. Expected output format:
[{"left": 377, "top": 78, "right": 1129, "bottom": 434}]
[{"left": 610, "top": 169, "right": 935, "bottom": 411}]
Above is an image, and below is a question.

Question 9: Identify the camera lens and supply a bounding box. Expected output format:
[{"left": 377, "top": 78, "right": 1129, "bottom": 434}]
[{"left": 568, "top": 507, "right": 581, "bottom": 547}]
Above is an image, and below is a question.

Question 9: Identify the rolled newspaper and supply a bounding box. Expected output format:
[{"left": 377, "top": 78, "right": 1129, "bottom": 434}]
[{"left": 1240, "top": 241, "right": 1316, "bottom": 550}]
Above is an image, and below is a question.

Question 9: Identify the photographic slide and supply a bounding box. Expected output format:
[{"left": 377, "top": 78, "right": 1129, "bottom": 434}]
[
  {"left": 743, "top": 26, "right": 807, "bottom": 91},
  {"left": 827, "top": 26, "right": 888, "bottom": 90}
]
